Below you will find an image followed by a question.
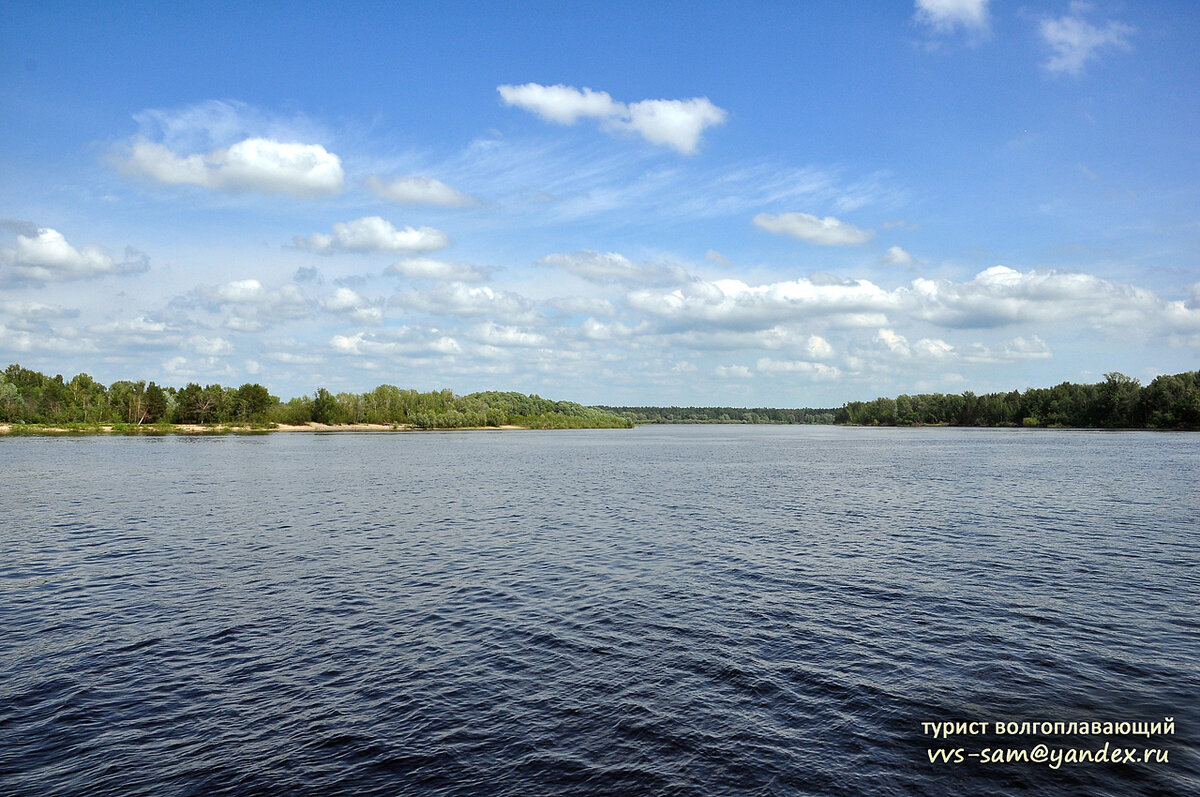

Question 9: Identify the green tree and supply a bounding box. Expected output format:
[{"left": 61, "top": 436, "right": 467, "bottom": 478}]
[{"left": 311, "top": 387, "right": 339, "bottom": 423}]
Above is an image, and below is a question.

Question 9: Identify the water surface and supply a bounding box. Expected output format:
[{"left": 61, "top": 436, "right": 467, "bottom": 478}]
[{"left": 1, "top": 426, "right": 1196, "bottom": 795}]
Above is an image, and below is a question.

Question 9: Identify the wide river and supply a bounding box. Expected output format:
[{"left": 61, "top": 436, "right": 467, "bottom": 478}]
[{"left": 1, "top": 426, "right": 1196, "bottom": 795}]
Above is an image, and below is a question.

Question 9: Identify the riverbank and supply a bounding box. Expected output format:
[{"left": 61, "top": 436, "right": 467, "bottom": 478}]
[{"left": 0, "top": 422, "right": 536, "bottom": 436}]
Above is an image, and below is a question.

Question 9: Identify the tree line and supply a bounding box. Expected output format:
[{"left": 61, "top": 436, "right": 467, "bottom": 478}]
[
  {"left": 0, "top": 364, "right": 632, "bottom": 429},
  {"left": 601, "top": 406, "right": 838, "bottom": 425},
  {"left": 835, "top": 371, "right": 1200, "bottom": 429}
]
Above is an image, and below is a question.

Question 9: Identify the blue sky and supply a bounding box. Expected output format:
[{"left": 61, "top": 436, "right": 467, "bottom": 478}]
[{"left": 1, "top": 0, "right": 1197, "bottom": 405}]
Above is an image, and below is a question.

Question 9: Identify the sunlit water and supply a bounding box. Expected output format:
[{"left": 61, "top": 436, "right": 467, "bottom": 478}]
[{"left": 1, "top": 426, "right": 1197, "bottom": 795}]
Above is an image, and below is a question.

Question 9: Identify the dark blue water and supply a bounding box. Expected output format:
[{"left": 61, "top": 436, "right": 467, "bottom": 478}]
[{"left": 1, "top": 426, "right": 1196, "bottom": 796}]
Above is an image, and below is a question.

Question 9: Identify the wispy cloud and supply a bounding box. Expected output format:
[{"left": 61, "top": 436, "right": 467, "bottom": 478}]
[
  {"left": 540, "top": 250, "right": 691, "bottom": 286},
  {"left": 753, "top": 212, "right": 875, "bottom": 246},
  {"left": 1040, "top": 3, "right": 1135, "bottom": 76},
  {"left": 365, "top": 175, "right": 478, "bottom": 207},
  {"left": 914, "top": 0, "right": 989, "bottom": 33}
]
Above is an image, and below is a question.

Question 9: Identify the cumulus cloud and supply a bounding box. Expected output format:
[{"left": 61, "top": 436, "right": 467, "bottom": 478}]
[
  {"left": 753, "top": 212, "right": 874, "bottom": 246},
  {"left": 1040, "top": 4, "right": 1135, "bottom": 76},
  {"left": 755, "top": 358, "right": 842, "bottom": 380},
  {"left": 386, "top": 257, "right": 488, "bottom": 282},
  {"left": 880, "top": 245, "right": 915, "bottom": 266},
  {"left": 876, "top": 328, "right": 954, "bottom": 359},
  {"left": 320, "top": 287, "right": 384, "bottom": 324},
  {"left": 187, "top": 335, "right": 234, "bottom": 356},
  {"left": 872, "top": 328, "right": 1053, "bottom": 365},
  {"left": 329, "top": 327, "right": 462, "bottom": 359},
  {"left": 498, "top": 84, "right": 623, "bottom": 123},
  {"left": 162, "top": 355, "right": 237, "bottom": 380},
  {"left": 119, "top": 137, "right": 344, "bottom": 197},
  {"left": 88, "top": 316, "right": 178, "bottom": 348},
  {"left": 392, "top": 283, "right": 539, "bottom": 324},
  {"left": 915, "top": 0, "right": 989, "bottom": 32},
  {"left": 898, "top": 266, "right": 1187, "bottom": 330},
  {"left": 540, "top": 250, "right": 691, "bottom": 285},
  {"left": 627, "top": 266, "right": 1200, "bottom": 340},
  {"left": 469, "top": 321, "right": 550, "bottom": 348},
  {"left": 0, "top": 324, "right": 92, "bottom": 354},
  {"left": 365, "top": 175, "right": 478, "bottom": 207},
  {"left": 714, "top": 364, "right": 753, "bottom": 379},
  {"left": 498, "top": 83, "right": 727, "bottom": 155},
  {"left": 663, "top": 327, "right": 835, "bottom": 357},
  {"left": 186, "top": 278, "right": 310, "bottom": 330},
  {"left": 0, "top": 299, "right": 79, "bottom": 321},
  {"left": 628, "top": 275, "right": 893, "bottom": 329},
  {"left": 1, "top": 227, "right": 149, "bottom": 283},
  {"left": 578, "top": 317, "right": 637, "bottom": 341},
  {"left": 294, "top": 216, "right": 449, "bottom": 254},
  {"left": 960, "top": 336, "right": 1053, "bottom": 363}
]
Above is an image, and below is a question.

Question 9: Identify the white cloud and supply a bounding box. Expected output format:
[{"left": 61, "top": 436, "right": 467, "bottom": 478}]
[
  {"left": 89, "top": 316, "right": 178, "bottom": 348},
  {"left": 875, "top": 328, "right": 954, "bottom": 360},
  {"left": 579, "top": 317, "right": 636, "bottom": 341},
  {"left": 899, "top": 266, "right": 1184, "bottom": 330},
  {"left": 1040, "top": 5, "right": 1135, "bottom": 76},
  {"left": 803, "top": 335, "right": 835, "bottom": 359},
  {"left": 755, "top": 358, "right": 842, "bottom": 380},
  {"left": 365, "top": 175, "right": 478, "bottom": 207},
  {"left": 386, "top": 257, "right": 487, "bottom": 282},
  {"left": 628, "top": 276, "right": 893, "bottom": 328},
  {"left": 321, "top": 286, "right": 367, "bottom": 313},
  {"left": 187, "top": 335, "right": 234, "bottom": 356},
  {"left": 162, "top": 355, "right": 236, "bottom": 379},
  {"left": 877, "top": 328, "right": 911, "bottom": 356},
  {"left": 393, "top": 283, "right": 538, "bottom": 324},
  {"left": 960, "top": 336, "right": 1053, "bottom": 363},
  {"left": 873, "top": 328, "right": 1054, "bottom": 365},
  {"left": 469, "top": 322, "right": 550, "bottom": 348},
  {"left": 120, "top": 137, "right": 344, "bottom": 197},
  {"left": 618, "top": 98, "right": 728, "bottom": 155},
  {"left": 329, "top": 328, "right": 461, "bottom": 359},
  {"left": 540, "top": 250, "right": 691, "bottom": 285},
  {"left": 880, "top": 245, "right": 915, "bottom": 266},
  {"left": 715, "top": 364, "right": 753, "bottom": 379},
  {"left": 200, "top": 278, "right": 271, "bottom": 305},
  {"left": 627, "top": 266, "right": 1200, "bottom": 342},
  {"left": 915, "top": 0, "right": 989, "bottom": 32},
  {"left": 665, "top": 327, "right": 835, "bottom": 360},
  {"left": 294, "top": 217, "right": 449, "bottom": 254},
  {"left": 1, "top": 227, "right": 148, "bottom": 283},
  {"left": 0, "top": 299, "right": 78, "bottom": 321},
  {"left": 0, "top": 324, "right": 92, "bottom": 354},
  {"left": 753, "top": 212, "right": 874, "bottom": 246},
  {"left": 189, "top": 278, "right": 310, "bottom": 329},
  {"left": 320, "top": 287, "right": 383, "bottom": 324},
  {"left": 498, "top": 83, "right": 727, "bottom": 154},
  {"left": 498, "top": 83, "right": 623, "bottom": 124}
]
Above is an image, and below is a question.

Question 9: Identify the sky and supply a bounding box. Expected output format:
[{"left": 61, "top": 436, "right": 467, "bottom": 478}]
[{"left": 1, "top": 0, "right": 1198, "bottom": 406}]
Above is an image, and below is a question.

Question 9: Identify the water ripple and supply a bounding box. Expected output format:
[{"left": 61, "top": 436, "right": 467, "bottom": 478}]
[{"left": 0, "top": 427, "right": 1196, "bottom": 795}]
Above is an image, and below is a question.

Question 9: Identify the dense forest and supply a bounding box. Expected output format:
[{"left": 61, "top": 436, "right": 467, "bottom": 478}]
[
  {"left": 0, "top": 364, "right": 631, "bottom": 430},
  {"left": 601, "top": 406, "right": 837, "bottom": 425},
  {"left": 836, "top": 371, "right": 1200, "bottom": 429}
]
